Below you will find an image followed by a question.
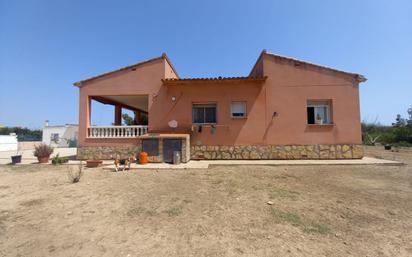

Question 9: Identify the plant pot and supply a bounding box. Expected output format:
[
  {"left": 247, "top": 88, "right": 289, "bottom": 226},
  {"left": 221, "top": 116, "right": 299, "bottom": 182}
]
[
  {"left": 37, "top": 156, "right": 50, "bottom": 163},
  {"left": 11, "top": 155, "right": 22, "bottom": 164},
  {"left": 384, "top": 144, "right": 392, "bottom": 150},
  {"left": 86, "top": 160, "right": 103, "bottom": 168}
]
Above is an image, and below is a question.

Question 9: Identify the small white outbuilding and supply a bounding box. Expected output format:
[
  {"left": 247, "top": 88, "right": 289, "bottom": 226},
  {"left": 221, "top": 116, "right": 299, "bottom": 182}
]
[{"left": 42, "top": 121, "right": 78, "bottom": 148}]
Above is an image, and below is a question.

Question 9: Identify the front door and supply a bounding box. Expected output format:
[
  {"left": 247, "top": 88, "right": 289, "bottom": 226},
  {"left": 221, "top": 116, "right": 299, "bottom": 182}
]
[{"left": 163, "top": 139, "right": 182, "bottom": 163}]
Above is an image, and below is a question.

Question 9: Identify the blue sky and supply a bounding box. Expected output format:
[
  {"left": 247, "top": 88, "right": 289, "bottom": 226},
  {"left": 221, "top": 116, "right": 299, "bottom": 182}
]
[{"left": 1, "top": 0, "right": 411, "bottom": 128}]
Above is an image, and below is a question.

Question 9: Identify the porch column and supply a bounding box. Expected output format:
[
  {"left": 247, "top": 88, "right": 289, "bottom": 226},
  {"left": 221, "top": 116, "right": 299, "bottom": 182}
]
[
  {"left": 134, "top": 110, "right": 141, "bottom": 125},
  {"left": 114, "top": 105, "right": 122, "bottom": 125}
]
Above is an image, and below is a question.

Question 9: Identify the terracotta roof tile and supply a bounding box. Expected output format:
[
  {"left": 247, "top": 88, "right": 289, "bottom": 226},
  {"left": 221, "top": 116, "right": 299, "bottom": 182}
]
[
  {"left": 255, "top": 50, "right": 366, "bottom": 82},
  {"left": 162, "top": 76, "right": 267, "bottom": 84}
]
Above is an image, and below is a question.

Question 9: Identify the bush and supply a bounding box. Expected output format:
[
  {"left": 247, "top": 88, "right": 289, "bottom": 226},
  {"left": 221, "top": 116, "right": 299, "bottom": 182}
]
[
  {"left": 0, "top": 127, "right": 42, "bottom": 141},
  {"left": 67, "top": 162, "right": 83, "bottom": 183},
  {"left": 362, "top": 107, "right": 412, "bottom": 147},
  {"left": 33, "top": 144, "right": 54, "bottom": 158},
  {"left": 51, "top": 154, "right": 69, "bottom": 165}
]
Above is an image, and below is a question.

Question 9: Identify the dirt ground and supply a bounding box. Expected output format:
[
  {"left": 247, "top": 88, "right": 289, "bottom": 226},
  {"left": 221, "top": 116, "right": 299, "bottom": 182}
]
[{"left": 0, "top": 146, "right": 411, "bottom": 257}]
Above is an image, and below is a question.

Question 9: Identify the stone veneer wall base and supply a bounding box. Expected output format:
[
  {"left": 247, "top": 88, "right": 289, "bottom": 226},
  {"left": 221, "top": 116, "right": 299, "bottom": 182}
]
[
  {"left": 77, "top": 144, "right": 363, "bottom": 160},
  {"left": 190, "top": 144, "right": 363, "bottom": 160},
  {"left": 77, "top": 146, "right": 141, "bottom": 160}
]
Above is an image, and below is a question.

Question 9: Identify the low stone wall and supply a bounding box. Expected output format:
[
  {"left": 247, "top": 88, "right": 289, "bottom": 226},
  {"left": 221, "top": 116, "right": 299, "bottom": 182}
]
[
  {"left": 78, "top": 144, "right": 363, "bottom": 160},
  {"left": 190, "top": 144, "right": 364, "bottom": 160},
  {"left": 77, "top": 145, "right": 141, "bottom": 160}
]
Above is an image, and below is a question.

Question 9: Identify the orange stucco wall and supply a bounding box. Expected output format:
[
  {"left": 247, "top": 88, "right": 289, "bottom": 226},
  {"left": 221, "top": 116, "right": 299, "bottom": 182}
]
[{"left": 77, "top": 54, "right": 362, "bottom": 147}]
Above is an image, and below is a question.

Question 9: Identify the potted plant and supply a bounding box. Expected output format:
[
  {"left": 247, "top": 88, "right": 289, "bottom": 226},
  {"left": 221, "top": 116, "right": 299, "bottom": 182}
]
[
  {"left": 11, "top": 150, "right": 22, "bottom": 164},
  {"left": 315, "top": 114, "right": 324, "bottom": 125},
  {"left": 33, "top": 143, "right": 54, "bottom": 163},
  {"left": 86, "top": 160, "right": 103, "bottom": 168}
]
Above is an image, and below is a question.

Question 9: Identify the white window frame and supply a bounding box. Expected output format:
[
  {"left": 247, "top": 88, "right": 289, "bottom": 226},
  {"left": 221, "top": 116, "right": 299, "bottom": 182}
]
[
  {"left": 230, "top": 101, "right": 247, "bottom": 118},
  {"left": 307, "top": 103, "right": 332, "bottom": 124}
]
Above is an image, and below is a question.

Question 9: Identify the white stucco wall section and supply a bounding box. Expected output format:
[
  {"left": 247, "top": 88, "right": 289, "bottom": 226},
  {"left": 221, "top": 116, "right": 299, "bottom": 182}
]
[
  {"left": 0, "top": 134, "right": 18, "bottom": 152},
  {"left": 42, "top": 125, "right": 79, "bottom": 147}
]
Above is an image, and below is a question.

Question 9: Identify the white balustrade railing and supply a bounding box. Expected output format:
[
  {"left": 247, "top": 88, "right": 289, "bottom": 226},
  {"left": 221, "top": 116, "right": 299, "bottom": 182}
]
[{"left": 87, "top": 126, "right": 148, "bottom": 138}]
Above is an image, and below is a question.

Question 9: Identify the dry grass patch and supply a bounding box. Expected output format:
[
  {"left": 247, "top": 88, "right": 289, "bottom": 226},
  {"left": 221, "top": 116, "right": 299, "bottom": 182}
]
[{"left": 270, "top": 207, "right": 331, "bottom": 235}]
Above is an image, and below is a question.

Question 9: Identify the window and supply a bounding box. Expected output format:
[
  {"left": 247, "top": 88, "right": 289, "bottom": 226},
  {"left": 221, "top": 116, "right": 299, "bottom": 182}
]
[
  {"left": 51, "top": 133, "right": 59, "bottom": 143},
  {"left": 307, "top": 100, "right": 332, "bottom": 124},
  {"left": 192, "top": 104, "right": 217, "bottom": 124},
  {"left": 231, "top": 101, "right": 247, "bottom": 118}
]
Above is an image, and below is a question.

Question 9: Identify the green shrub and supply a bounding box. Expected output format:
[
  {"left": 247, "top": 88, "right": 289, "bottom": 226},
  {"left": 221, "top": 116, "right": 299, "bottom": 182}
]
[
  {"left": 51, "top": 154, "right": 69, "bottom": 165},
  {"left": 362, "top": 108, "right": 412, "bottom": 147}
]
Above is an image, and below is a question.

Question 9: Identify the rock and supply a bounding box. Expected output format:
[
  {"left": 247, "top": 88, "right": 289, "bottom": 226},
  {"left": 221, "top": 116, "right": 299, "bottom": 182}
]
[
  {"left": 221, "top": 152, "right": 231, "bottom": 159},
  {"left": 241, "top": 151, "right": 250, "bottom": 159},
  {"left": 203, "top": 151, "right": 211, "bottom": 159},
  {"left": 267, "top": 201, "right": 274, "bottom": 205},
  {"left": 352, "top": 145, "right": 364, "bottom": 158},
  {"left": 342, "top": 145, "right": 351, "bottom": 153},
  {"left": 250, "top": 151, "right": 260, "bottom": 159}
]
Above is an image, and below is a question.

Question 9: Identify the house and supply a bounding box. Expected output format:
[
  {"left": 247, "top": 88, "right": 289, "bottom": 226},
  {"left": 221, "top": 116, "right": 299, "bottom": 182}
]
[
  {"left": 42, "top": 121, "right": 78, "bottom": 148},
  {"left": 74, "top": 50, "right": 366, "bottom": 162}
]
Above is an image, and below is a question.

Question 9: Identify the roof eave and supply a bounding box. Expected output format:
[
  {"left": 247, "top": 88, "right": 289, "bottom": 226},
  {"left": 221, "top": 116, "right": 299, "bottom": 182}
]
[
  {"left": 72, "top": 54, "right": 169, "bottom": 87},
  {"left": 356, "top": 74, "right": 367, "bottom": 83},
  {"left": 262, "top": 51, "right": 367, "bottom": 84}
]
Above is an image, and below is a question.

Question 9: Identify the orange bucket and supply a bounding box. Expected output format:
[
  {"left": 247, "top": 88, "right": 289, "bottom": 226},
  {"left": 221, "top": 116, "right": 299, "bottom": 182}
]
[{"left": 139, "top": 152, "right": 149, "bottom": 164}]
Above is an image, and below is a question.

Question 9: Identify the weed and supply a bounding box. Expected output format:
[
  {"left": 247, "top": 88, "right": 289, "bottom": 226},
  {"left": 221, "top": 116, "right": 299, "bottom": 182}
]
[
  {"left": 271, "top": 208, "right": 302, "bottom": 226},
  {"left": 163, "top": 206, "right": 183, "bottom": 217},
  {"left": 303, "top": 223, "right": 331, "bottom": 235},
  {"left": 270, "top": 207, "right": 331, "bottom": 235},
  {"left": 269, "top": 187, "right": 300, "bottom": 200},
  {"left": 127, "top": 207, "right": 158, "bottom": 217},
  {"left": 51, "top": 154, "right": 69, "bottom": 165}
]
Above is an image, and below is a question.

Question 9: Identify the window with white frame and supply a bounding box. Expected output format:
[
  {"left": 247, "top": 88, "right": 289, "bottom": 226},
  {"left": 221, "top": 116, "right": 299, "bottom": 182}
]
[
  {"left": 192, "top": 104, "right": 217, "bottom": 124},
  {"left": 307, "top": 100, "right": 332, "bottom": 124},
  {"left": 231, "top": 101, "right": 247, "bottom": 118}
]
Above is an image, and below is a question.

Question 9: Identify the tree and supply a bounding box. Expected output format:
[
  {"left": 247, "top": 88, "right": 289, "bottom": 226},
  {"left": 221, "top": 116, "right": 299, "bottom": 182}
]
[{"left": 122, "top": 113, "right": 135, "bottom": 126}]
